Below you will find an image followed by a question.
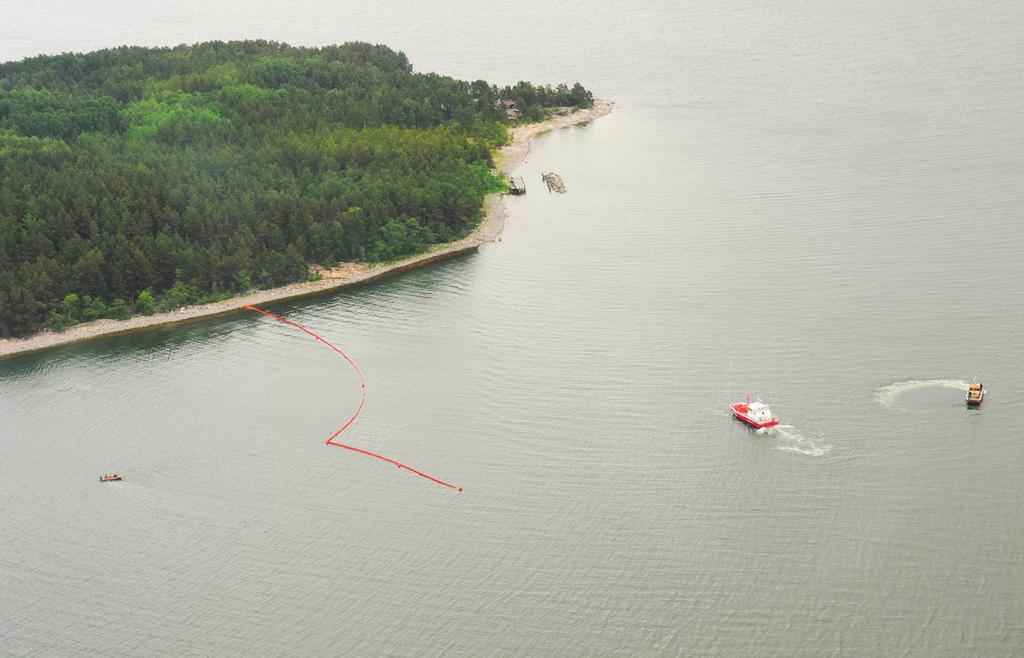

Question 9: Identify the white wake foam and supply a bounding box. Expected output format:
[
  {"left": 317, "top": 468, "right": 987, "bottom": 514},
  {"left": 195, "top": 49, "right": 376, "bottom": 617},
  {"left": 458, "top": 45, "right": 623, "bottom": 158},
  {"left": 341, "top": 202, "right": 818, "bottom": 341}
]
[
  {"left": 874, "top": 378, "right": 968, "bottom": 409},
  {"left": 720, "top": 410, "right": 831, "bottom": 456},
  {"left": 758, "top": 425, "right": 832, "bottom": 456}
]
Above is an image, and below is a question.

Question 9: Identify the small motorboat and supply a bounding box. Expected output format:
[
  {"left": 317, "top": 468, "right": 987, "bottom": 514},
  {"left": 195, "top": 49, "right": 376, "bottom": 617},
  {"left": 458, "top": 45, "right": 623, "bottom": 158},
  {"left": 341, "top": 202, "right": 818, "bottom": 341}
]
[
  {"left": 966, "top": 381, "right": 984, "bottom": 407},
  {"left": 99, "top": 474, "right": 122, "bottom": 482},
  {"left": 731, "top": 397, "right": 779, "bottom": 429}
]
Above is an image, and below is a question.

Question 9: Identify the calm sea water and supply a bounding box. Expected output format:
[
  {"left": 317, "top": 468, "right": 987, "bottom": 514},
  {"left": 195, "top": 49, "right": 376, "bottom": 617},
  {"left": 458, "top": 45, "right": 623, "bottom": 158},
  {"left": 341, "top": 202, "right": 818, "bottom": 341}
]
[{"left": 3, "top": 1, "right": 1024, "bottom": 655}]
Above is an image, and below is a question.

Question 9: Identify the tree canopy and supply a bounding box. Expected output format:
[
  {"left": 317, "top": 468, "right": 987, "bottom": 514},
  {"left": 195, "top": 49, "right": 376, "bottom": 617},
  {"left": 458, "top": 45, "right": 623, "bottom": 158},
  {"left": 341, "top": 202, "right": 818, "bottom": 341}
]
[{"left": 0, "top": 41, "right": 594, "bottom": 337}]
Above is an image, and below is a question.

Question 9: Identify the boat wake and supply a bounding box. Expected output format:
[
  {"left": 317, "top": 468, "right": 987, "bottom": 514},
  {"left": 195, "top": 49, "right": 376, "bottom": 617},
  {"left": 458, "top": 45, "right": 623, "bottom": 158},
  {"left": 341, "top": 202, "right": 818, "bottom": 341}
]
[
  {"left": 757, "top": 425, "right": 832, "bottom": 456},
  {"left": 874, "top": 379, "right": 968, "bottom": 410}
]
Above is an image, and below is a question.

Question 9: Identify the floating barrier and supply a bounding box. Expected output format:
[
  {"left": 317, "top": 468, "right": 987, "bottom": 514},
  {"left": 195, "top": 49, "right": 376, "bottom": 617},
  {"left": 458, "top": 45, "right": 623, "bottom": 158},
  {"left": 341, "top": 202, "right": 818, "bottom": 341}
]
[{"left": 246, "top": 305, "right": 461, "bottom": 492}]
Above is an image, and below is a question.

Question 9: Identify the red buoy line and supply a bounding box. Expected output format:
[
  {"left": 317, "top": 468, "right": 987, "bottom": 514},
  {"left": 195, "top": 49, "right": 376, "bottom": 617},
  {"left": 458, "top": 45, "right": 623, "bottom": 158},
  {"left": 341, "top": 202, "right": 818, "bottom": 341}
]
[{"left": 245, "top": 305, "right": 461, "bottom": 492}]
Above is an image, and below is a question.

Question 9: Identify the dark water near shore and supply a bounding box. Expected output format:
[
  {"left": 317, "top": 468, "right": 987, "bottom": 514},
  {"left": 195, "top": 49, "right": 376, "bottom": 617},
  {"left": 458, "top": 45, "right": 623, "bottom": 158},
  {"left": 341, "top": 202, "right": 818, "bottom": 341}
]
[{"left": 3, "top": 1, "right": 1024, "bottom": 655}]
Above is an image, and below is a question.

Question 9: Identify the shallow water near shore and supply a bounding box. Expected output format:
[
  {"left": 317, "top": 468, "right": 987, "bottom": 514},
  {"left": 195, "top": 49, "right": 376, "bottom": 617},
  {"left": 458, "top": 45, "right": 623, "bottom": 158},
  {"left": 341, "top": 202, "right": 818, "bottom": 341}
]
[{"left": 3, "top": 1, "right": 1024, "bottom": 655}]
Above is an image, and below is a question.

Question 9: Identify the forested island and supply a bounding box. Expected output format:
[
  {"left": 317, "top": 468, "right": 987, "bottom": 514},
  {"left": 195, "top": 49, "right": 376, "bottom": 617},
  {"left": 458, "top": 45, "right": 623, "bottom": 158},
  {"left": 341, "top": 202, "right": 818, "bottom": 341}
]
[{"left": 0, "top": 41, "right": 593, "bottom": 338}]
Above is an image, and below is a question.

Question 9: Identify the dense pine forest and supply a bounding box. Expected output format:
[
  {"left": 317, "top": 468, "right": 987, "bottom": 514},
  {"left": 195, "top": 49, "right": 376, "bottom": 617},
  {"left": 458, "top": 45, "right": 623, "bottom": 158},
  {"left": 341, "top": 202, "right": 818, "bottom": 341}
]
[{"left": 0, "top": 41, "right": 593, "bottom": 337}]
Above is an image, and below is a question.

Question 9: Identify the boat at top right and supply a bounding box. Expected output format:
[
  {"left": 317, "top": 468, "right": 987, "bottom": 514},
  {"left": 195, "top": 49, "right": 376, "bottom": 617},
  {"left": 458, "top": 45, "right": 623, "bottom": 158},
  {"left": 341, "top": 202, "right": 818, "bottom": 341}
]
[{"left": 966, "top": 380, "right": 984, "bottom": 407}]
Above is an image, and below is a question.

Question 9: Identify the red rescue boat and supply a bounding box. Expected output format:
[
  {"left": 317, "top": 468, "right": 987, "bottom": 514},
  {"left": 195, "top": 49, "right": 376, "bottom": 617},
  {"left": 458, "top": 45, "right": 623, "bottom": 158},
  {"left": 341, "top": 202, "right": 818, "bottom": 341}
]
[{"left": 731, "top": 397, "right": 779, "bottom": 429}]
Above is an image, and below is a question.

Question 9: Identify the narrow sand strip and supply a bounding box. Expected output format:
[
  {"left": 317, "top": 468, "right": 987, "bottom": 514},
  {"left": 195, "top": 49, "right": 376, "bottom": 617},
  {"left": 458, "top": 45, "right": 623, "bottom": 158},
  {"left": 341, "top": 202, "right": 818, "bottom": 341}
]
[{"left": 0, "top": 100, "right": 614, "bottom": 359}]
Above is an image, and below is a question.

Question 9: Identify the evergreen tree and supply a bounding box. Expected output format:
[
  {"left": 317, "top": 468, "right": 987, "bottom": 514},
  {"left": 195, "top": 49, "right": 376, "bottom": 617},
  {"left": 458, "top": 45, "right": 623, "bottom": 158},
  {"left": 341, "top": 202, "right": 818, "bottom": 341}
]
[{"left": 0, "top": 41, "right": 594, "bottom": 336}]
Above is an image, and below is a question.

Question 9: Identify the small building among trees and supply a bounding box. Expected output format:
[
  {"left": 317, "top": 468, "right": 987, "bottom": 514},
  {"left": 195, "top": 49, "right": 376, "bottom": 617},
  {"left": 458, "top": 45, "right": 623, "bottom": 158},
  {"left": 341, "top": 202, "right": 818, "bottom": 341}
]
[{"left": 496, "top": 99, "right": 520, "bottom": 120}]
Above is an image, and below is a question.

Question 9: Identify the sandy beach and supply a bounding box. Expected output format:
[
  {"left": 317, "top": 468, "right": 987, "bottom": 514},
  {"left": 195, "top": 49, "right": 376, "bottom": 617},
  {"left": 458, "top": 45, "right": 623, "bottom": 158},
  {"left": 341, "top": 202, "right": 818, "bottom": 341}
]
[{"left": 0, "top": 100, "right": 614, "bottom": 360}]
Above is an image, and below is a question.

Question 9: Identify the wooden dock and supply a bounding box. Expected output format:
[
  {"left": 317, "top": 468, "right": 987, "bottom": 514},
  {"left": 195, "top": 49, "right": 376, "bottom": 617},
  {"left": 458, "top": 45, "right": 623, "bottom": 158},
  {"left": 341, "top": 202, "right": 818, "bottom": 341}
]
[{"left": 508, "top": 176, "right": 526, "bottom": 195}]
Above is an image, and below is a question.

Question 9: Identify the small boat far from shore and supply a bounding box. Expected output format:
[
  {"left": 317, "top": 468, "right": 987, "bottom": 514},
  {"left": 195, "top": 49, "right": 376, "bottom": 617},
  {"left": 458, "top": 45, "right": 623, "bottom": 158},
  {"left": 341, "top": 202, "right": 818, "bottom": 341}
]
[
  {"left": 966, "top": 381, "right": 984, "bottom": 407},
  {"left": 100, "top": 474, "right": 122, "bottom": 482}
]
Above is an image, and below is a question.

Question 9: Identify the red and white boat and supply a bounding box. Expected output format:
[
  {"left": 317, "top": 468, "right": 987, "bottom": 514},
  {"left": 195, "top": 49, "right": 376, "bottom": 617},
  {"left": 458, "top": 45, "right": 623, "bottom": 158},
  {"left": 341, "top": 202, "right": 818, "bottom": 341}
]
[{"left": 731, "top": 397, "right": 779, "bottom": 429}]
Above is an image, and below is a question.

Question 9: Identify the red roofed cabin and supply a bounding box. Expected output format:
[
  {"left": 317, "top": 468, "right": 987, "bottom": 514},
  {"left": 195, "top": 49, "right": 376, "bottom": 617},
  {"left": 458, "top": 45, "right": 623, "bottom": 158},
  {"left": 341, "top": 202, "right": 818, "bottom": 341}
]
[{"left": 496, "top": 99, "right": 521, "bottom": 120}]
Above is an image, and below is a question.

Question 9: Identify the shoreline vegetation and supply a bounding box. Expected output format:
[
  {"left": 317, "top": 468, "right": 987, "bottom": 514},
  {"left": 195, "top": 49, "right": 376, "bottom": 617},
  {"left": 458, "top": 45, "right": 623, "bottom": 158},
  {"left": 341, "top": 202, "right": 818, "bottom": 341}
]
[
  {"left": 0, "top": 42, "right": 601, "bottom": 355},
  {"left": 0, "top": 100, "right": 613, "bottom": 359}
]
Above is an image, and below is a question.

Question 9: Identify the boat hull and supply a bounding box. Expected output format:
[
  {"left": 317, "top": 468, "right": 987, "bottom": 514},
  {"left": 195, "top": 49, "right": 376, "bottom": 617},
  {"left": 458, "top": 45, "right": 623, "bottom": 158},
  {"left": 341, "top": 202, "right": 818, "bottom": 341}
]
[
  {"left": 966, "top": 385, "right": 984, "bottom": 407},
  {"left": 730, "top": 403, "right": 779, "bottom": 429}
]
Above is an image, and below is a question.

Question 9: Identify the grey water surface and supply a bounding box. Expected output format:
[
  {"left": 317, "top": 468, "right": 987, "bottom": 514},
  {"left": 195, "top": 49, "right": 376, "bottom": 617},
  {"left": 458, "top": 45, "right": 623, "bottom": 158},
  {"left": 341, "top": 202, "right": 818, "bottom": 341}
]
[{"left": 2, "top": 1, "right": 1024, "bottom": 655}]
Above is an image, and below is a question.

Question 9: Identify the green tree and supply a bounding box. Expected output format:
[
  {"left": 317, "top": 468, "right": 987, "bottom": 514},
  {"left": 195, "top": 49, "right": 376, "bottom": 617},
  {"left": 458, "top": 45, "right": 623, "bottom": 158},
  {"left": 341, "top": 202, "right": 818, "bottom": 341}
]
[
  {"left": 0, "top": 41, "right": 594, "bottom": 337},
  {"left": 136, "top": 289, "right": 156, "bottom": 315},
  {"left": 62, "top": 293, "right": 81, "bottom": 323},
  {"left": 81, "top": 296, "right": 108, "bottom": 321},
  {"left": 233, "top": 270, "right": 252, "bottom": 292},
  {"left": 158, "top": 280, "right": 197, "bottom": 311},
  {"left": 107, "top": 298, "right": 132, "bottom": 320}
]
